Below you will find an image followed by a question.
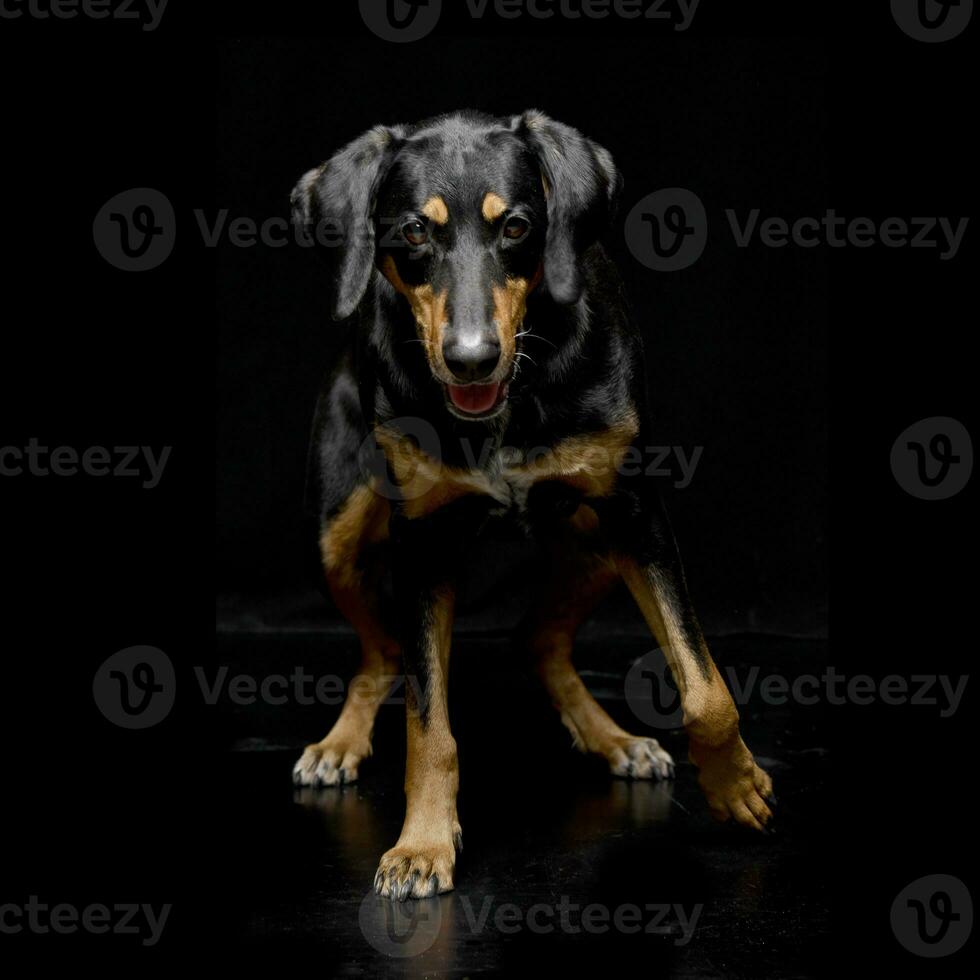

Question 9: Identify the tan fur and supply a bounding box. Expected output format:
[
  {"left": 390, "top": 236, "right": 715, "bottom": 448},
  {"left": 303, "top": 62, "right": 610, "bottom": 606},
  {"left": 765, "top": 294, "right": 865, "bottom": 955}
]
[
  {"left": 376, "top": 587, "right": 461, "bottom": 898},
  {"left": 293, "top": 486, "right": 397, "bottom": 789},
  {"left": 319, "top": 483, "right": 390, "bottom": 590},
  {"left": 522, "top": 521, "right": 674, "bottom": 779},
  {"left": 492, "top": 273, "right": 533, "bottom": 365},
  {"left": 375, "top": 413, "right": 639, "bottom": 521},
  {"left": 381, "top": 256, "right": 451, "bottom": 373},
  {"left": 421, "top": 195, "right": 449, "bottom": 225},
  {"left": 615, "top": 556, "right": 773, "bottom": 828},
  {"left": 481, "top": 191, "right": 508, "bottom": 222}
]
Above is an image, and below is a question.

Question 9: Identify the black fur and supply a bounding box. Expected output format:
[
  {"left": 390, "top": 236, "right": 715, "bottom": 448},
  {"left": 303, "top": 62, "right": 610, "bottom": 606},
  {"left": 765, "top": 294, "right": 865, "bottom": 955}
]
[{"left": 293, "top": 108, "right": 712, "bottom": 687}]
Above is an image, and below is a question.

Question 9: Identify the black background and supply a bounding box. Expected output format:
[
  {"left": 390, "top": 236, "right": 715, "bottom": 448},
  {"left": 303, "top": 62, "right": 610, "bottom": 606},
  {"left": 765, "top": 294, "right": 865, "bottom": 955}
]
[{"left": 0, "top": 0, "right": 975, "bottom": 974}]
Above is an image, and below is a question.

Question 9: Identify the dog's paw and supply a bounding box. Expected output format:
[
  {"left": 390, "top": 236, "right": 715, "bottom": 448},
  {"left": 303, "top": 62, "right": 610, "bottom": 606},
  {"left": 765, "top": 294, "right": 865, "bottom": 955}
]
[
  {"left": 601, "top": 734, "right": 675, "bottom": 780},
  {"left": 691, "top": 737, "right": 774, "bottom": 832},
  {"left": 292, "top": 735, "right": 371, "bottom": 787},
  {"left": 374, "top": 829, "right": 461, "bottom": 901}
]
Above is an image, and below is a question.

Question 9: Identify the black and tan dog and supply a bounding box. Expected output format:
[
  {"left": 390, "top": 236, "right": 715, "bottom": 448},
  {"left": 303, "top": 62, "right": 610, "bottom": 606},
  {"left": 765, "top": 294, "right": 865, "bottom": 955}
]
[{"left": 290, "top": 109, "right": 773, "bottom": 901}]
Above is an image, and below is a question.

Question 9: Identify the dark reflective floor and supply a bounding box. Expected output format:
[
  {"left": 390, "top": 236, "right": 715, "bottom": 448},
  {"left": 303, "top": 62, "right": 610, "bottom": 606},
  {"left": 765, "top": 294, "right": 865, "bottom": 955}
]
[{"left": 212, "top": 633, "right": 830, "bottom": 978}]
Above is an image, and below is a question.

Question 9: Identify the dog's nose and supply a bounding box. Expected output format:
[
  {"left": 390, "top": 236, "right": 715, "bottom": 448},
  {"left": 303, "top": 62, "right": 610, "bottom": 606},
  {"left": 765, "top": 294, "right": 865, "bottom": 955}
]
[{"left": 443, "top": 336, "right": 501, "bottom": 383}]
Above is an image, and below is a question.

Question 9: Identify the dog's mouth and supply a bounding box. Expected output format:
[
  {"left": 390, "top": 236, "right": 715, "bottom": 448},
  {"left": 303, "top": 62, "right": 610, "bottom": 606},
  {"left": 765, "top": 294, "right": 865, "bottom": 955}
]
[{"left": 444, "top": 381, "right": 509, "bottom": 420}]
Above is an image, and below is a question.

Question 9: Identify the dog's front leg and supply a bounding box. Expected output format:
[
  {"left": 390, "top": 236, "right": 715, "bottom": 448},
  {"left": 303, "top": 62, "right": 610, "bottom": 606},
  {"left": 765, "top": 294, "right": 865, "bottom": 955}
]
[
  {"left": 598, "top": 490, "right": 774, "bottom": 831},
  {"left": 374, "top": 505, "right": 464, "bottom": 900}
]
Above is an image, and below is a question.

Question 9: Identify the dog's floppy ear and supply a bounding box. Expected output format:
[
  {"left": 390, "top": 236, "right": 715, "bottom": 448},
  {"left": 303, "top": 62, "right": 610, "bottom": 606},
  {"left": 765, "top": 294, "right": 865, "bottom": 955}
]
[
  {"left": 291, "top": 125, "right": 404, "bottom": 321},
  {"left": 514, "top": 109, "right": 622, "bottom": 305}
]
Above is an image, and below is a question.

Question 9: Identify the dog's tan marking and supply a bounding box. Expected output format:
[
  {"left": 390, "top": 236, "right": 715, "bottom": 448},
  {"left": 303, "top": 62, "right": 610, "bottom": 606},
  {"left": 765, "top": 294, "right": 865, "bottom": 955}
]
[
  {"left": 491, "top": 267, "right": 542, "bottom": 363},
  {"left": 381, "top": 256, "right": 450, "bottom": 372},
  {"left": 616, "top": 557, "right": 773, "bottom": 829},
  {"left": 421, "top": 195, "right": 449, "bottom": 225},
  {"left": 294, "top": 484, "right": 397, "bottom": 788},
  {"left": 375, "top": 413, "right": 639, "bottom": 521},
  {"left": 522, "top": 413, "right": 639, "bottom": 497},
  {"left": 482, "top": 191, "right": 508, "bottom": 222},
  {"left": 319, "top": 483, "right": 391, "bottom": 589},
  {"left": 376, "top": 587, "right": 461, "bottom": 899},
  {"left": 521, "top": 517, "right": 673, "bottom": 778}
]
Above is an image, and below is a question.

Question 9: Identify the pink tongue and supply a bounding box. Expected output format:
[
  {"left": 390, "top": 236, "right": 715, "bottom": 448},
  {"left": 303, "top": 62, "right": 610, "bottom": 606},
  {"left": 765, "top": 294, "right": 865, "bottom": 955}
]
[{"left": 447, "top": 382, "right": 501, "bottom": 415}]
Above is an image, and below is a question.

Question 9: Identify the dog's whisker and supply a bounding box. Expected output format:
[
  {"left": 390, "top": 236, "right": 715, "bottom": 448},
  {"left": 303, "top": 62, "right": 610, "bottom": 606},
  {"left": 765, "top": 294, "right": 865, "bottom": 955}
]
[{"left": 516, "top": 329, "right": 557, "bottom": 350}]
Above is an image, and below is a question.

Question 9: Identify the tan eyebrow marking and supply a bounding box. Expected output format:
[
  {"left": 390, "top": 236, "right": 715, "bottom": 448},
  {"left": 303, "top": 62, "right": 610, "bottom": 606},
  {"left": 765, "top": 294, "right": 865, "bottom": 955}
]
[
  {"left": 482, "top": 192, "right": 508, "bottom": 222},
  {"left": 421, "top": 196, "right": 449, "bottom": 225}
]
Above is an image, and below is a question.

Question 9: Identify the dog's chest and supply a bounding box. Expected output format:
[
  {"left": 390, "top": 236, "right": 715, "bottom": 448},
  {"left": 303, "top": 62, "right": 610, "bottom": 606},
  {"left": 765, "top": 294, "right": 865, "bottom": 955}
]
[
  {"left": 477, "top": 447, "right": 544, "bottom": 515},
  {"left": 376, "top": 419, "right": 637, "bottom": 521}
]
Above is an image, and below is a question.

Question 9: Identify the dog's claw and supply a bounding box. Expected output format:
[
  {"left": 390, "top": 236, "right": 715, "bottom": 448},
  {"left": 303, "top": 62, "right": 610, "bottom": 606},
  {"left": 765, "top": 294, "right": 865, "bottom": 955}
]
[{"left": 396, "top": 873, "right": 417, "bottom": 902}]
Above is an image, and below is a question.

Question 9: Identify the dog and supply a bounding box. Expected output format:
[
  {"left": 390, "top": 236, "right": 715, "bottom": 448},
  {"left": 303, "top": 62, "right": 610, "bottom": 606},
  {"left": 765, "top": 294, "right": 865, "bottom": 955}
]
[{"left": 290, "top": 109, "right": 773, "bottom": 901}]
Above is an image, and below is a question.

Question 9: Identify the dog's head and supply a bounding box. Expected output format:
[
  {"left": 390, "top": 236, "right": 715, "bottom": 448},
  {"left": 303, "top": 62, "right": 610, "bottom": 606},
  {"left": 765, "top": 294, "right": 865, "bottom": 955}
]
[{"left": 291, "top": 110, "right": 621, "bottom": 420}]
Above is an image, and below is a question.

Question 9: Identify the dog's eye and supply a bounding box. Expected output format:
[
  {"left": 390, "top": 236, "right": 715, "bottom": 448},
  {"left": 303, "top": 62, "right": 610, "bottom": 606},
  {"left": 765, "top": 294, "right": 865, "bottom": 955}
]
[
  {"left": 402, "top": 220, "right": 428, "bottom": 247},
  {"left": 503, "top": 216, "right": 530, "bottom": 241}
]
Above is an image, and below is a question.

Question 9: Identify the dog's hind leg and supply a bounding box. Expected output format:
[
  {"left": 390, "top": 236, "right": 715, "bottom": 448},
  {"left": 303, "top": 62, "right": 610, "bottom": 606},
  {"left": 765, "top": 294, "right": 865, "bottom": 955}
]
[
  {"left": 521, "top": 505, "right": 675, "bottom": 780},
  {"left": 293, "top": 485, "right": 398, "bottom": 787}
]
